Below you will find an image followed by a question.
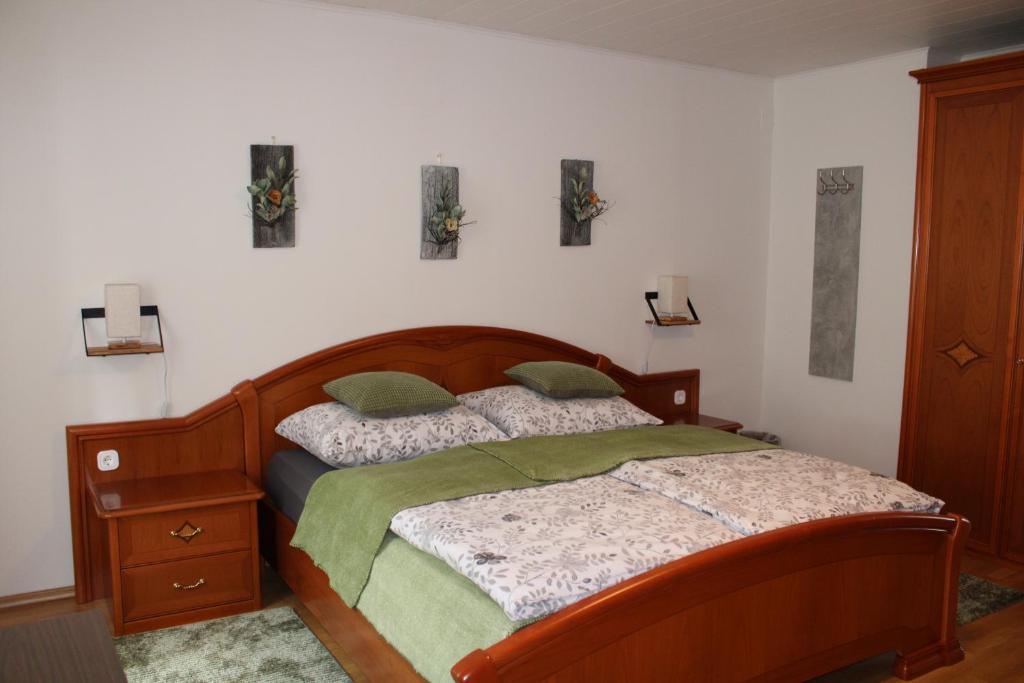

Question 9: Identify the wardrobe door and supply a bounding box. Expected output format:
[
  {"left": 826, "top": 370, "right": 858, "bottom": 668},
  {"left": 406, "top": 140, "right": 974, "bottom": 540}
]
[{"left": 902, "top": 85, "right": 1024, "bottom": 553}]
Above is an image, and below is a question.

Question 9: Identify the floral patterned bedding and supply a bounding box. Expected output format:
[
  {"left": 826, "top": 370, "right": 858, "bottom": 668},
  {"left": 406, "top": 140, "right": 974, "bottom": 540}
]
[
  {"left": 275, "top": 402, "right": 507, "bottom": 467},
  {"left": 390, "top": 474, "right": 741, "bottom": 621},
  {"left": 389, "top": 449, "right": 942, "bottom": 622},
  {"left": 609, "top": 450, "right": 942, "bottom": 535},
  {"left": 457, "top": 385, "right": 662, "bottom": 439}
]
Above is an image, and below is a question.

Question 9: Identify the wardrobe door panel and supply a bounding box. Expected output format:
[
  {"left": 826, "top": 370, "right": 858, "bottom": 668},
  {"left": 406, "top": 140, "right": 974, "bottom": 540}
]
[{"left": 909, "top": 86, "right": 1024, "bottom": 552}]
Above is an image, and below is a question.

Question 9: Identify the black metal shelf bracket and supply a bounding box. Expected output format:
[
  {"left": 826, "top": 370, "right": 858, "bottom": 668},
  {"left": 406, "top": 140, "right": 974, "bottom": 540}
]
[
  {"left": 645, "top": 291, "right": 700, "bottom": 326},
  {"left": 80, "top": 305, "right": 164, "bottom": 356}
]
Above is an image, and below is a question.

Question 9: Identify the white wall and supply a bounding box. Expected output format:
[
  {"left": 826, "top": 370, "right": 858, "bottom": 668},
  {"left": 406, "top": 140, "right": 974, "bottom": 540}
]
[
  {"left": 759, "top": 49, "right": 928, "bottom": 475},
  {"left": 0, "top": 0, "right": 773, "bottom": 596}
]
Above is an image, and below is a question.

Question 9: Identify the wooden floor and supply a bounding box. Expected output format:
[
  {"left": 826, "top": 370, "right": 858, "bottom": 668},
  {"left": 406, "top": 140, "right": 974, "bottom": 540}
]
[{"left": 1, "top": 551, "right": 1021, "bottom": 683}]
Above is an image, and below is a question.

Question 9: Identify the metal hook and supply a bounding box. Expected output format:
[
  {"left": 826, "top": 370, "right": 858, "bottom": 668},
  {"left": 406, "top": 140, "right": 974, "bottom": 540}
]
[
  {"left": 817, "top": 170, "right": 827, "bottom": 195},
  {"left": 827, "top": 169, "right": 839, "bottom": 194},
  {"left": 839, "top": 168, "right": 854, "bottom": 194}
]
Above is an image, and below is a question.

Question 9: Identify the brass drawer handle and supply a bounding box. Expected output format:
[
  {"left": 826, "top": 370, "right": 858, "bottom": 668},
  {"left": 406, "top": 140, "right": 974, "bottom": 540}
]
[
  {"left": 172, "top": 578, "right": 206, "bottom": 591},
  {"left": 169, "top": 524, "right": 203, "bottom": 543}
]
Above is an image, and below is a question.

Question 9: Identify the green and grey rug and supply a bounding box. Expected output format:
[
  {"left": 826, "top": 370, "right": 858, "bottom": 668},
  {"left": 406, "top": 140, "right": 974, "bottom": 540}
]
[
  {"left": 958, "top": 573, "right": 1024, "bottom": 625},
  {"left": 114, "top": 575, "right": 1023, "bottom": 682},
  {"left": 116, "top": 608, "right": 352, "bottom": 683}
]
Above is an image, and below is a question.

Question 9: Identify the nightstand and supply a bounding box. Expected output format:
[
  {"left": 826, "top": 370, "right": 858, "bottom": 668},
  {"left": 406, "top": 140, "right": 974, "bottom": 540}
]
[
  {"left": 88, "top": 470, "right": 264, "bottom": 635},
  {"left": 676, "top": 414, "right": 744, "bottom": 434}
]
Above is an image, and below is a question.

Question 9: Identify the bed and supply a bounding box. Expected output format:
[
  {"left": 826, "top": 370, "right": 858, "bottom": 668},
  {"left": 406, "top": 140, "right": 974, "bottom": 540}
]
[{"left": 67, "top": 326, "right": 969, "bottom": 682}]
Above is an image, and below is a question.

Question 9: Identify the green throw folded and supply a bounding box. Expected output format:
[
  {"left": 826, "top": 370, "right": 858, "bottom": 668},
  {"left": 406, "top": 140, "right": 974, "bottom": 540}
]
[
  {"left": 473, "top": 425, "right": 773, "bottom": 480},
  {"left": 290, "top": 425, "right": 775, "bottom": 608}
]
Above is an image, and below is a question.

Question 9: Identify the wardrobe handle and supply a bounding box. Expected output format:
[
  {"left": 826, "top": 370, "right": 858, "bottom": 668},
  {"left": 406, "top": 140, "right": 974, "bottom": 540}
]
[{"left": 1017, "top": 358, "right": 1024, "bottom": 366}]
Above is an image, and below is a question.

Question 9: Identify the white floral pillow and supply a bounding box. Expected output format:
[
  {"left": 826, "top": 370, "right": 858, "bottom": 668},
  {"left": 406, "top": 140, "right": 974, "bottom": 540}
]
[
  {"left": 458, "top": 385, "right": 662, "bottom": 439},
  {"left": 275, "top": 402, "right": 509, "bottom": 467}
]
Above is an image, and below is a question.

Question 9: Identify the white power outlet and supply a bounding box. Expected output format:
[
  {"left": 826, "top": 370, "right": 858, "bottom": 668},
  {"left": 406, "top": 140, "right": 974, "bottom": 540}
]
[
  {"left": 673, "top": 390, "right": 687, "bottom": 405},
  {"left": 97, "top": 449, "right": 120, "bottom": 471}
]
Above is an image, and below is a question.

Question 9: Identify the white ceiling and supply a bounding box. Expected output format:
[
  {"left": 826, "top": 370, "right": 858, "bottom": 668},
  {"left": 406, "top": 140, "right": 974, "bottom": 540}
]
[{"left": 318, "top": 0, "right": 1024, "bottom": 75}]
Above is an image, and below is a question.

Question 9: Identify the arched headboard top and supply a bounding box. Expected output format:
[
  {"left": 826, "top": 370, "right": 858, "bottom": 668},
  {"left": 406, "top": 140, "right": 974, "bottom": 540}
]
[{"left": 230, "top": 326, "right": 700, "bottom": 483}]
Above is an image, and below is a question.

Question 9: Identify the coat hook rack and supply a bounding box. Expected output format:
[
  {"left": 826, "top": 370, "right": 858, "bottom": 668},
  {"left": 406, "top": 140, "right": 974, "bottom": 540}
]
[{"left": 817, "top": 167, "right": 856, "bottom": 196}]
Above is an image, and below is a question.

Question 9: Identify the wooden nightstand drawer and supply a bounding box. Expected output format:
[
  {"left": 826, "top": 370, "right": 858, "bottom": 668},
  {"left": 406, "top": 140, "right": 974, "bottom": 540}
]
[
  {"left": 121, "top": 550, "right": 254, "bottom": 622},
  {"left": 118, "top": 503, "right": 251, "bottom": 566}
]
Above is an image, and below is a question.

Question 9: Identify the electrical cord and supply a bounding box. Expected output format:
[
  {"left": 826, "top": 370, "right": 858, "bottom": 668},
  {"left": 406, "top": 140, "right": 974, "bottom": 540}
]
[
  {"left": 641, "top": 322, "right": 655, "bottom": 374},
  {"left": 158, "top": 317, "right": 170, "bottom": 417}
]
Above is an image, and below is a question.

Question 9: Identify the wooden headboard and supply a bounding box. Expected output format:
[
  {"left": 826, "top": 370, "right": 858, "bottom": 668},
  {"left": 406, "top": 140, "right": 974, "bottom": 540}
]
[
  {"left": 67, "top": 325, "right": 698, "bottom": 601},
  {"left": 231, "top": 326, "right": 700, "bottom": 480}
]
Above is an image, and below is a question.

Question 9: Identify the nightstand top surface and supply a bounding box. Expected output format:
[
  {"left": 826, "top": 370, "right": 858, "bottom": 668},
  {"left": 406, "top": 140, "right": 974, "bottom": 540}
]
[
  {"left": 89, "top": 469, "right": 263, "bottom": 518},
  {"left": 675, "top": 414, "right": 744, "bottom": 432}
]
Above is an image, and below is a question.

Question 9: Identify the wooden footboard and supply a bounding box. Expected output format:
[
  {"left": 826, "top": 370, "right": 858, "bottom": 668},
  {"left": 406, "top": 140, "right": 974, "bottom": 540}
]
[
  {"left": 264, "top": 502, "right": 967, "bottom": 683},
  {"left": 452, "top": 512, "right": 969, "bottom": 683}
]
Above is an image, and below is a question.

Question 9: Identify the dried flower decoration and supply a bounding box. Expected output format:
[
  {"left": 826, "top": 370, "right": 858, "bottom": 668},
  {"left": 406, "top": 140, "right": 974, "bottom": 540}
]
[
  {"left": 563, "top": 165, "right": 611, "bottom": 224},
  {"left": 247, "top": 155, "right": 297, "bottom": 225},
  {"left": 426, "top": 180, "right": 476, "bottom": 245}
]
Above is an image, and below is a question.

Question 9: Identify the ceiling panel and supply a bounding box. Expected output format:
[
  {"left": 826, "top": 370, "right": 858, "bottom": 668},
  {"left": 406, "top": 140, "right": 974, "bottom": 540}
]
[{"left": 317, "top": 0, "right": 1024, "bottom": 75}]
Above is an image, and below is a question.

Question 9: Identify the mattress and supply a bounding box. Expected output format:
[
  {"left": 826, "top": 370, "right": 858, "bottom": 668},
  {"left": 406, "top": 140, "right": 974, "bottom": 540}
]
[{"left": 265, "top": 449, "right": 335, "bottom": 522}]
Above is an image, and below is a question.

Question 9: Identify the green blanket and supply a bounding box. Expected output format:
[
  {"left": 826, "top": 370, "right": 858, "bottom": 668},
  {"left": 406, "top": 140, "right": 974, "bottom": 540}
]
[
  {"left": 290, "top": 425, "right": 772, "bottom": 607},
  {"left": 472, "top": 425, "right": 771, "bottom": 480},
  {"left": 358, "top": 534, "right": 530, "bottom": 683}
]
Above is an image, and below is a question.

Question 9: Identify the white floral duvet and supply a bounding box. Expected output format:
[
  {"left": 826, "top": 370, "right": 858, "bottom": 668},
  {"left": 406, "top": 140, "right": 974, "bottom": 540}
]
[
  {"left": 610, "top": 450, "right": 942, "bottom": 536},
  {"left": 390, "top": 474, "right": 741, "bottom": 621},
  {"left": 389, "top": 449, "right": 943, "bottom": 622}
]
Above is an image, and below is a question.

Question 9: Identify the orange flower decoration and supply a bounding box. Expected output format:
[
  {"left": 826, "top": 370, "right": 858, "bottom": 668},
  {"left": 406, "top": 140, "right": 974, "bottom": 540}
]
[
  {"left": 587, "top": 191, "right": 600, "bottom": 205},
  {"left": 267, "top": 189, "right": 283, "bottom": 206}
]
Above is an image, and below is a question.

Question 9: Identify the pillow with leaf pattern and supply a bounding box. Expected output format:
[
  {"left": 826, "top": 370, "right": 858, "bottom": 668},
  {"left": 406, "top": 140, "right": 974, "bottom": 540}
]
[
  {"left": 459, "top": 385, "right": 661, "bottom": 439},
  {"left": 276, "top": 403, "right": 508, "bottom": 467}
]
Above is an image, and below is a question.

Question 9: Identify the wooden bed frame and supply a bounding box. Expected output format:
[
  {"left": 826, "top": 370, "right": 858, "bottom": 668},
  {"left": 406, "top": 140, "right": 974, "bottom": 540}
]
[{"left": 67, "top": 326, "right": 969, "bottom": 682}]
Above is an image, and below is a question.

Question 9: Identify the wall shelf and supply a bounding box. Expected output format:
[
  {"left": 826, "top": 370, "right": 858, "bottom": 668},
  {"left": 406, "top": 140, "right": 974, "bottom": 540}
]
[
  {"left": 644, "top": 291, "right": 701, "bottom": 327},
  {"left": 85, "top": 343, "right": 164, "bottom": 357},
  {"left": 645, "top": 318, "right": 701, "bottom": 326},
  {"left": 81, "top": 305, "right": 164, "bottom": 357}
]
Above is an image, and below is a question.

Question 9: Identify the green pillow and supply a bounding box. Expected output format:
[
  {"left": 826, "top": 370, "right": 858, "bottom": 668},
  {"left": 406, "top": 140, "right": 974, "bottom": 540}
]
[
  {"left": 504, "top": 361, "right": 624, "bottom": 399},
  {"left": 323, "top": 371, "right": 457, "bottom": 418}
]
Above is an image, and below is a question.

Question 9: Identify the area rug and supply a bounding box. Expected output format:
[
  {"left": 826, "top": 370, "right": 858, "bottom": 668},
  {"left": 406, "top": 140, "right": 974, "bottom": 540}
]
[
  {"left": 115, "top": 607, "right": 352, "bottom": 683},
  {"left": 958, "top": 573, "right": 1024, "bottom": 625}
]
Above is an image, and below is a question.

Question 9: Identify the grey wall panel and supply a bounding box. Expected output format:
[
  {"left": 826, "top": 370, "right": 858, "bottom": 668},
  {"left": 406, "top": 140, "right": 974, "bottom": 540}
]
[{"left": 809, "top": 166, "right": 863, "bottom": 381}]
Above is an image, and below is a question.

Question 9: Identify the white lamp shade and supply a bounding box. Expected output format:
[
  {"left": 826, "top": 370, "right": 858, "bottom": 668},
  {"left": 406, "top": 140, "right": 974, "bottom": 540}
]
[
  {"left": 657, "top": 276, "right": 689, "bottom": 316},
  {"left": 105, "top": 283, "right": 141, "bottom": 339}
]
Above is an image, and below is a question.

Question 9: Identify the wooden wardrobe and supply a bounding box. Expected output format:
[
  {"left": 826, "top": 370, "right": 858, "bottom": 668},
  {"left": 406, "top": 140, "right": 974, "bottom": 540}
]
[{"left": 899, "top": 51, "right": 1024, "bottom": 562}]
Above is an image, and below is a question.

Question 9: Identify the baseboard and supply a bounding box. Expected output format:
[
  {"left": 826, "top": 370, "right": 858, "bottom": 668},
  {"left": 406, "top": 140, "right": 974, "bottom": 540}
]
[{"left": 0, "top": 585, "right": 76, "bottom": 611}]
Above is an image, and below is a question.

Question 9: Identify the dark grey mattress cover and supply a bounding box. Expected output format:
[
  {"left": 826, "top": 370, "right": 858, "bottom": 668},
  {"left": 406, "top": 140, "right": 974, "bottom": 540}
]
[{"left": 265, "top": 449, "right": 336, "bottom": 522}]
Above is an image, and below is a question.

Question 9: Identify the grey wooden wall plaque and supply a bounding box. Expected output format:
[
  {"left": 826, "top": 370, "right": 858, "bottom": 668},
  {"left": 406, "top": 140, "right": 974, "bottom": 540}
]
[
  {"left": 809, "top": 166, "right": 863, "bottom": 381},
  {"left": 421, "top": 165, "right": 459, "bottom": 260},
  {"left": 560, "top": 159, "right": 593, "bottom": 246},
  {"left": 250, "top": 145, "right": 295, "bottom": 248}
]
